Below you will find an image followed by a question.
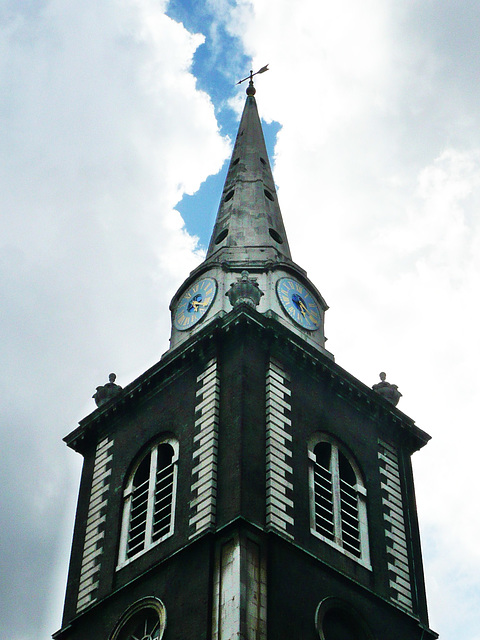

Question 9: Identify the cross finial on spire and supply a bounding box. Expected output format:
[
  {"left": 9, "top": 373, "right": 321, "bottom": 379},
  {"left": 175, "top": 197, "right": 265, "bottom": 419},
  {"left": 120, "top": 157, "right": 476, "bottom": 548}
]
[{"left": 236, "top": 64, "right": 269, "bottom": 95}]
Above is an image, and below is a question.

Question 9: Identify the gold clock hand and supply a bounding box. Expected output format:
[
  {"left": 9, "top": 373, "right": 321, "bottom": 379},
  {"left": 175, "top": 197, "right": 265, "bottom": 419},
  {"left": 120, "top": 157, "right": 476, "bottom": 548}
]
[{"left": 191, "top": 299, "right": 210, "bottom": 312}]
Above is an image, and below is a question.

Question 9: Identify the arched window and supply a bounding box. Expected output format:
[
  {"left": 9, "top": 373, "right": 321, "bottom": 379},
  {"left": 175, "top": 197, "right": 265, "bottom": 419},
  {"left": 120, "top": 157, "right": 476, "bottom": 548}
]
[
  {"left": 118, "top": 439, "right": 178, "bottom": 567},
  {"left": 315, "top": 597, "right": 374, "bottom": 640},
  {"left": 110, "top": 597, "right": 166, "bottom": 640},
  {"left": 308, "top": 435, "right": 370, "bottom": 566}
]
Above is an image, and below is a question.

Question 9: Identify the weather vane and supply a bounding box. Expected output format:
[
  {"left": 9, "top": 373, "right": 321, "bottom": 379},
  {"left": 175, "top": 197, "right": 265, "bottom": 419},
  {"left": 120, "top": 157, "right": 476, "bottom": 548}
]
[{"left": 236, "top": 64, "right": 269, "bottom": 86}]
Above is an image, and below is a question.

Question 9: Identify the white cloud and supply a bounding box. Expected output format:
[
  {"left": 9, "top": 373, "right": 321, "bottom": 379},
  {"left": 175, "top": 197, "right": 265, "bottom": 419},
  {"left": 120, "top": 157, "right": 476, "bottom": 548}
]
[
  {"left": 0, "top": 2, "right": 229, "bottom": 638},
  {"left": 3, "top": 1, "right": 480, "bottom": 639},
  {"left": 220, "top": 2, "right": 480, "bottom": 639}
]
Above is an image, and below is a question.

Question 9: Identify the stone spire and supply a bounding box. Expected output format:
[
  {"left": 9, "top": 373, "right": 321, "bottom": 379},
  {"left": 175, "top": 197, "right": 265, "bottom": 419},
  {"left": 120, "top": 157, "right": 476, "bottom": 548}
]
[
  {"left": 205, "top": 79, "right": 292, "bottom": 266},
  {"left": 168, "top": 76, "right": 331, "bottom": 359}
]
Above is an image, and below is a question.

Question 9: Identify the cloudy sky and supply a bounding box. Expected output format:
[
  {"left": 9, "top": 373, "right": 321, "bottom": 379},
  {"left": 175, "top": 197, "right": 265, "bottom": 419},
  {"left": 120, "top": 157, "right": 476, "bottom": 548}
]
[{"left": 1, "top": 1, "right": 479, "bottom": 638}]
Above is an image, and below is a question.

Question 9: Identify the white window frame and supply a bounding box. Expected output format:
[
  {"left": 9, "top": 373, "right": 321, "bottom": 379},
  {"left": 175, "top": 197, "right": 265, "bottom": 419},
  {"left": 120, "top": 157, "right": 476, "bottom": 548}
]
[
  {"left": 308, "top": 434, "right": 371, "bottom": 569},
  {"left": 117, "top": 438, "right": 178, "bottom": 569}
]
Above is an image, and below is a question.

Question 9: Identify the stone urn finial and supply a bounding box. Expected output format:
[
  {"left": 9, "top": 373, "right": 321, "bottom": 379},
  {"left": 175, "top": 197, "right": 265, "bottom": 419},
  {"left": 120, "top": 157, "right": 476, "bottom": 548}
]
[
  {"left": 93, "top": 373, "right": 123, "bottom": 407},
  {"left": 372, "top": 372, "right": 402, "bottom": 406},
  {"left": 226, "top": 271, "right": 264, "bottom": 309}
]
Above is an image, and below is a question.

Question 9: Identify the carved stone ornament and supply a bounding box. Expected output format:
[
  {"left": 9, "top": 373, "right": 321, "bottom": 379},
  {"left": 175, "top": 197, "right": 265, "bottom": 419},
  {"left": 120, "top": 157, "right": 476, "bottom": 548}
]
[
  {"left": 226, "top": 271, "right": 264, "bottom": 309},
  {"left": 372, "top": 372, "right": 402, "bottom": 406},
  {"left": 93, "top": 373, "right": 123, "bottom": 407}
]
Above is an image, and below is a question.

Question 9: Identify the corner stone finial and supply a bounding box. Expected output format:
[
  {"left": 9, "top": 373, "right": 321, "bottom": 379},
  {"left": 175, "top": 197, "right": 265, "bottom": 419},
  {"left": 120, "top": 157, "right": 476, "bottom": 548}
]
[
  {"left": 226, "top": 271, "right": 264, "bottom": 309},
  {"left": 93, "top": 372, "right": 123, "bottom": 407},
  {"left": 372, "top": 372, "right": 402, "bottom": 406}
]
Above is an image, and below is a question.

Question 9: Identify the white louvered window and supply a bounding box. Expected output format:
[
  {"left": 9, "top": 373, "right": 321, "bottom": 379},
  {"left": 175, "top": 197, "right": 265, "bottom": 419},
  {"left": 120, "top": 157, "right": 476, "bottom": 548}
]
[
  {"left": 117, "top": 439, "right": 178, "bottom": 568},
  {"left": 309, "top": 436, "right": 370, "bottom": 567}
]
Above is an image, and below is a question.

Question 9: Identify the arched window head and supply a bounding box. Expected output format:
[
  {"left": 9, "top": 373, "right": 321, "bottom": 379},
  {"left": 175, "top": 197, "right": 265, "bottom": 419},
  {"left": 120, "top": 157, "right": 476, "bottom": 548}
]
[
  {"left": 315, "top": 597, "right": 374, "bottom": 640},
  {"left": 110, "top": 597, "right": 166, "bottom": 640},
  {"left": 308, "top": 434, "right": 370, "bottom": 567},
  {"left": 118, "top": 438, "right": 178, "bottom": 567}
]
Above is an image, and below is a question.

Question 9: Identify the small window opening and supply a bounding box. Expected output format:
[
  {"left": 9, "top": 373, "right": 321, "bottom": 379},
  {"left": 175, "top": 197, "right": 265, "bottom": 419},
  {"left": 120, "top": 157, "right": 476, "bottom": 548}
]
[
  {"left": 260, "top": 157, "right": 266, "bottom": 165},
  {"left": 264, "top": 189, "right": 274, "bottom": 201},
  {"left": 232, "top": 157, "right": 240, "bottom": 166},
  {"left": 224, "top": 190, "right": 234, "bottom": 202},
  {"left": 315, "top": 442, "right": 331, "bottom": 469},
  {"left": 339, "top": 451, "right": 356, "bottom": 485},
  {"left": 214, "top": 228, "right": 229, "bottom": 245},
  {"left": 269, "top": 228, "right": 283, "bottom": 244},
  {"left": 322, "top": 608, "right": 362, "bottom": 640},
  {"left": 313, "top": 442, "right": 334, "bottom": 542}
]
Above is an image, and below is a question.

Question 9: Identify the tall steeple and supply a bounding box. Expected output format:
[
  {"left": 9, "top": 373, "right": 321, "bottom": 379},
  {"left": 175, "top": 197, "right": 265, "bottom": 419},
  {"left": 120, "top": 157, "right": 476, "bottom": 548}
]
[
  {"left": 56, "top": 71, "right": 437, "bottom": 640},
  {"left": 168, "top": 79, "right": 331, "bottom": 357},
  {"left": 206, "top": 78, "right": 292, "bottom": 265}
]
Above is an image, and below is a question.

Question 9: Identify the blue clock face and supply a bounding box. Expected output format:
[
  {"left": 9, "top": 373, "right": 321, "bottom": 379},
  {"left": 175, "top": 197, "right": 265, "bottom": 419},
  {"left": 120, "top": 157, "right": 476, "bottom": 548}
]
[
  {"left": 174, "top": 278, "right": 217, "bottom": 331},
  {"left": 277, "top": 277, "right": 320, "bottom": 331}
]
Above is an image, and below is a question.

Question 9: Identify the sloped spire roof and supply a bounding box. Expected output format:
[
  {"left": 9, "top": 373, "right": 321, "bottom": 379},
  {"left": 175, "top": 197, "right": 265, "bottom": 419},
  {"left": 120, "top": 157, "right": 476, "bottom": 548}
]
[{"left": 205, "top": 81, "right": 292, "bottom": 265}]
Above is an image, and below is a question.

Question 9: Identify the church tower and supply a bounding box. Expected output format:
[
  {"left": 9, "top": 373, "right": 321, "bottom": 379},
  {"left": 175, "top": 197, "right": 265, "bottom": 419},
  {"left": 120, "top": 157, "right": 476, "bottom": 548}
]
[{"left": 54, "top": 78, "right": 437, "bottom": 640}]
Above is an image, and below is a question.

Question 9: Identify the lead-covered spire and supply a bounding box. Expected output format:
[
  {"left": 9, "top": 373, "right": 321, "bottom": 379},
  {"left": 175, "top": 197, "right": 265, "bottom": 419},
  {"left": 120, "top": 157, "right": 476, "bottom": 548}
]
[
  {"left": 168, "top": 76, "right": 331, "bottom": 359},
  {"left": 205, "top": 79, "right": 292, "bottom": 265}
]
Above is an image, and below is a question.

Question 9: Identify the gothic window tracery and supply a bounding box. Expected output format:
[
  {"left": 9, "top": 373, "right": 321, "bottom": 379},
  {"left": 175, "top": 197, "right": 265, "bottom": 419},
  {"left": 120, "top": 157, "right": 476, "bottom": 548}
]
[
  {"left": 109, "top": 597, "right": 166, "bottom": 640},
  {"left": 118, "top": 439, "right": 178, "bottom": 567},
  {"left": 308, "top": 435, "right": 370, "bottom": 566}
]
